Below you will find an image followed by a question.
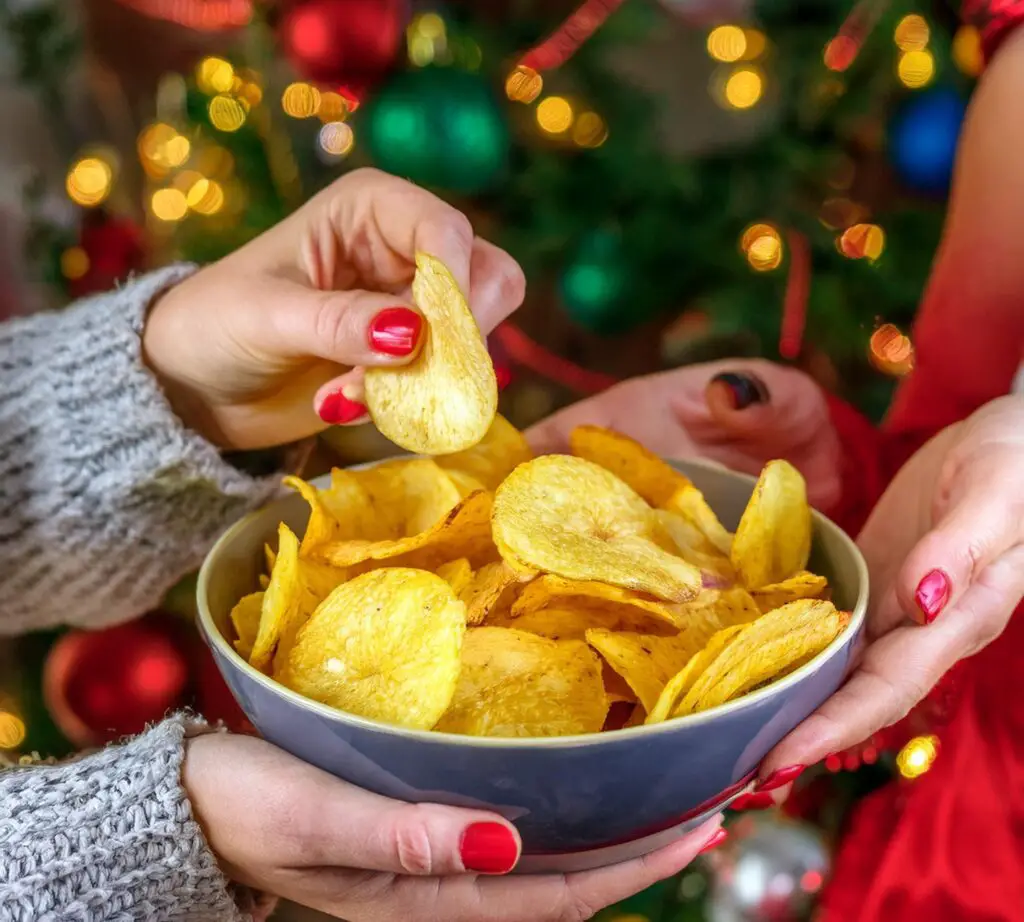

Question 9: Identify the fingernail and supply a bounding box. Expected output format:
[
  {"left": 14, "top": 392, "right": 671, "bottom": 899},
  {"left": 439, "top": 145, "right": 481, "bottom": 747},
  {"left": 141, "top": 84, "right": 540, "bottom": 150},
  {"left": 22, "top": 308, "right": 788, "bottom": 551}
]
[
  {"left": 368, "top": 307, "right": 423, "bottom": 357},
  {"left": 318, "top": 390, "right": 366, "bottom": 425},
  {"left": 708, "top": 372, "right": 770, "bottom": 410},
  {"left": 699, "top": 829, "right": 728, "bottom": 854},
  {"left": 730, "top": 791, "right": 776, "bottom": 811},
  {"left": 915, "top": 569, "right": 951, "bottom": 624},
  {"left": 756, "top": 764, "right": 806, "bottom": 792},
  {"left": 459, "top": 822, "right": 519, "bottom": 874}
]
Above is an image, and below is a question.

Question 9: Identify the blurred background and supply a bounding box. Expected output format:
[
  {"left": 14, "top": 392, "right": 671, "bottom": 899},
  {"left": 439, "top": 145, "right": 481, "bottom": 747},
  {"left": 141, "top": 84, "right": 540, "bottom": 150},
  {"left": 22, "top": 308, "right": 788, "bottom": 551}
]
[{"left": 0, "top": 0, "right": 967, "bottom": 918}]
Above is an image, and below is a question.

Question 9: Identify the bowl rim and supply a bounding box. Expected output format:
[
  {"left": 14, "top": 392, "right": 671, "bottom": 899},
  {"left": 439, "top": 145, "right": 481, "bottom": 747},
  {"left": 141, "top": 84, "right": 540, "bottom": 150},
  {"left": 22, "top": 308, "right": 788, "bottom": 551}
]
[{"left": 197, "top": 455, "right": 868, "bottom": 750}]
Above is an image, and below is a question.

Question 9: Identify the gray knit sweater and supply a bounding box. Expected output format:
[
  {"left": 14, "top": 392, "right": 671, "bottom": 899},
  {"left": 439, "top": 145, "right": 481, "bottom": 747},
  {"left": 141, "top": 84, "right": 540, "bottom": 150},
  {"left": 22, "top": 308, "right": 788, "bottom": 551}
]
[{"left": 0, "top": 268, "right": 281, "bottom": 921}]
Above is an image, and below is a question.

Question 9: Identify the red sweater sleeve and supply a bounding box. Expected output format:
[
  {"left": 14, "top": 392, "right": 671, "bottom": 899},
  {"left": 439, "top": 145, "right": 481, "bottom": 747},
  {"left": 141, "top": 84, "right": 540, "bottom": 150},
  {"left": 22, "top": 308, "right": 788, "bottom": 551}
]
[{"left": 962, "top": 0, "right": 1024, "bottom": 61}]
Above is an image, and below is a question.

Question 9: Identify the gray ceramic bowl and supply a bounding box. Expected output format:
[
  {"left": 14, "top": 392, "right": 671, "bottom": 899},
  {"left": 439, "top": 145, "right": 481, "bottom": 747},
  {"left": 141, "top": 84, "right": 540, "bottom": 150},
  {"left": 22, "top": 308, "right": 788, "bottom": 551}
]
[{"left": 197, "top": 458, "right": 867, "bottom": 873}]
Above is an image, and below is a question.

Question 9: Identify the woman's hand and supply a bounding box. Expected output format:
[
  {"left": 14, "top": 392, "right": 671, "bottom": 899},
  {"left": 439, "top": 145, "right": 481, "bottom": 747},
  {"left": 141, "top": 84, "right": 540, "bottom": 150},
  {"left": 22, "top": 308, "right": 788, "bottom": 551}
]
[
  {"left": 143, "top": 168, "right": 525, "bottom": 451},
  {"left": 527, "top": 359, "right": 842, "bottom": 510},
  {"left": 184, "top": 733, "right": 724, "bottom": 922},
  {"left": 758, "top": 396, "right": 1024, "bottom": 787}
]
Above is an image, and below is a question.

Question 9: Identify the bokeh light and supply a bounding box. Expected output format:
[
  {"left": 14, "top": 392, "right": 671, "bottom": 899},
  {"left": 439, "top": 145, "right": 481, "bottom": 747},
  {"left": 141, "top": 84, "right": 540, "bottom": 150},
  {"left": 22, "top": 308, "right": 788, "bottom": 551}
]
[
  {"left": 572, "top": 111, "right": 608, "bottom": 148},
  {"left": 60, "top": 246, "right": 90, "bottom": 281},
  {"left": 723, "top": 68, "right": 763, "bottom": 109},
  {"left": 819, "top": 198, "right": 867, "bottom": 230},
  {"left": 317, "top": 91, "right": 349, "bottom": 122},
  {"left": 137, "top": 123, "right": 190, "bottom": 175},
  {"left": 740, "top": 223, "right": 783, "bottom": 271},
  {"left": 415, "top": 12, "right": 445, "bottom": 39},
  {"left": 196, "top": 56, "right": 235, "bottom": 95},
  {"left": 319, "top": 121, "right": 355, "bottom": 157},
  {"left": 208, "top": 95, "right": 247, "bottom": 131},
  {"left": 898, "top": 50, "right": 935, "bottom": 89},
  {"left": 151, "top": 187, "right": 189, "bottom": 222},
  {"left": 838, "top": 223, "right": 885, "bottom": 260},
  {"left": 282, "top": 82, "right": 321, "bottom": 118},
  {"left": 896, "top": 734, "right": 938, "bottom": 779},
  {"left": 536, "top": 96, "right": 574, "bottom": 134},
  {"left": 742, "top": 29, "right": 767, "bottom": 60},
  {"left": 707, "top": 25, "right": 747, "bottom": 63},
  {"left": 824, "top": 35, "right": 859, "bottom": 72},
  {"left": 0, "top": 712, "right": 26, "bottom": 750},
  {"left": 894, "top": 14, "right": 930, "bottom": 52},
  {"left": 186, "top": 177, "right": 225, "bottom": 215},
  {"left": 869, "top": 323, "right": 915, "bottom": 376},
  {"left": 953, "top": 25, "right": 983, "bottom": 77},
  {"left": 66, "top": 157, "right": 113, "bottom": 207},
  {"left": 507, "top": 65, "right": 543, "bottom": 104}
]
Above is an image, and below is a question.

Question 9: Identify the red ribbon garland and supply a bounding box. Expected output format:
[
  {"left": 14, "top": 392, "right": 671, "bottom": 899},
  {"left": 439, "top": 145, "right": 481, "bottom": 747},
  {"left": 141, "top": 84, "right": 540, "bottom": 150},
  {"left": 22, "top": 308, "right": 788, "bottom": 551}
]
[{"left": 518, "top": 0, "right": 629, "bottom": 71}]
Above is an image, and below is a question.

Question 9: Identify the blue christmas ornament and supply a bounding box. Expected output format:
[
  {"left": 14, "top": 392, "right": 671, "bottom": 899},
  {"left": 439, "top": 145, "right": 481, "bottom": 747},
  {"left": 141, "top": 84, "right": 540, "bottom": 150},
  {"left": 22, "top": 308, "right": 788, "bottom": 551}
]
[{"left": 888, "top": 87, "right": 967, "bottom": 194}]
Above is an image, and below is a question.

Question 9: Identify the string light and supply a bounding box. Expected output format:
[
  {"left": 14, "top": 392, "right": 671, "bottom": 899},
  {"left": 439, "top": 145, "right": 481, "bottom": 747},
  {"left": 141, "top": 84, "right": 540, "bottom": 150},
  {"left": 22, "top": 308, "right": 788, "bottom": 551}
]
[
  {"left": 186, "top": 178, "right": 225, "bottom": 215},
  {"left": 742, "top": 29, "right": 767, "bottom": 60},
  {"left": 536, "top": 96, "right": 574, "bottom": 135},
  {"left": 282, "top": 82, "right": 321, "bottom": 118},
  {"left": 66, "top": 157, "right": 113, "bottom": 207},
  {"left": 894, "top": 14, "right": 929, "bottom": 52},
  {"left": 151, "top": 187, "right": 189, "bottom": 222},
  {"left": 407, "top": 12, "right": 447, "bottom": 67},
  {"left": 707, "top": 25, "right": 747, "bottom": 63},
  {"left": 896, "top": 734, "right": 938, "bottom": 778},
  {"left": 572, "top": 111, "right": 607, "bottom": 148},
  {"left": 824, "top": 35, "right": 859, "bottom": 72},
  {"left": 60, "top": 247, "right": 90, "bottom": 281},
  {"left": 740, "top": 223, "right": 783, "bottom": 271},
  {"left": 138, "top": 123, "right": 190, "bottom": 176},
  {"left": 898, "top": 50, "right": 935, "bottom": 89},
  {"left": 196, "top": 56, "right": 235, "bottom": 94},
  {"left": 953, "top": 25, "right": 983, "bottom": 77},
  {"left": 208, "top": 95, "right": 247, "bottom": 131},
  {"left": 838, "top": 223, "right": 885, "bottom": 260},
  {"left": 317, "top": 91, "right": 349, "bottom": 122},
  {"left": 723, "top": 68, "right": 763, "bottom": 109},
  {"left": 506, "top": 65, "right": 543, "bottom": 104},
  {"left": 319, "top": 121, "right": 355, "bottom": 157},
  {"left": 869, "top": 323, "right": 915, "bottom": 377},
  {"left": 0, "top": 712, "right": 26, "bottom": 750}
]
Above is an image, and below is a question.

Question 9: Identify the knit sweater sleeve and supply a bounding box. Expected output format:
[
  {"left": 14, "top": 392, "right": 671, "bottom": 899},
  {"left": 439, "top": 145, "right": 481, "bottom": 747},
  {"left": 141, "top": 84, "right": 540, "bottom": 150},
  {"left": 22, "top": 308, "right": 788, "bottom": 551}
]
[{"left": 0, "top": 265, "right": 280, "bottom": 635}]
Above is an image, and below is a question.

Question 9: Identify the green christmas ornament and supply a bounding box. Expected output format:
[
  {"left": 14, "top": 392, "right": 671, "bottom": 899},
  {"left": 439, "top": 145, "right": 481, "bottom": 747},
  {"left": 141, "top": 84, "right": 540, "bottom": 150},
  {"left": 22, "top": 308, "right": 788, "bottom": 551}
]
[
  {"left": 560, "top": 230, "right": 652, "bottom": 335},
  {"left": 364, "top": 66, "right": 509, "bottom": 195}
]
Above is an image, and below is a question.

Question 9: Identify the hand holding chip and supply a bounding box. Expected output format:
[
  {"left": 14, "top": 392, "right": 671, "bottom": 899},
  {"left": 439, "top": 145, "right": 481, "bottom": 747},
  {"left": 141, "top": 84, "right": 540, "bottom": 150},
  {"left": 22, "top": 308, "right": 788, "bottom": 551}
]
[
  {"left": 183, "top": 732, "right": 724, "bottom": 921},
  {"left": 143, "top": 168, "right": 524, "bottom": 451},
  {"left": 760, "top": 395, "right": 1024, "bottom": 787}
]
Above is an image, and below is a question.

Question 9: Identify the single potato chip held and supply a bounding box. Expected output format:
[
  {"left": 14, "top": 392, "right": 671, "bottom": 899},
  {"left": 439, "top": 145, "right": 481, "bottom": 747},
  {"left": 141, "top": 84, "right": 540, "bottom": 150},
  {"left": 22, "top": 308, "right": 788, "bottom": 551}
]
[
  {"left": 435, "top": 627, "right": 607, "bottom": 737},
  {"left": 492, "top": 455, "right": 701, "bottom": 602},
  {"left": 364, "top": 253, "right": 497, "bottom": 454},
  {"left": 730, "top": 460, "right": 812, "bottom": 589},
  {"left": 280, "top": 568, "right": 466, "bottom": 730},
  {"left": 437, "top": 414, "right": 533, "bottom": 491}
]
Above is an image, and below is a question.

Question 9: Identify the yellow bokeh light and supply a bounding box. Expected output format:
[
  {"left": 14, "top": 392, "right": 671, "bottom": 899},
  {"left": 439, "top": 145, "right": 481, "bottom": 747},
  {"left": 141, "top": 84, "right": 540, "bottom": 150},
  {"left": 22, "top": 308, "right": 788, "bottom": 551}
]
[
  {"left": 319, "top": 121, "right": 355, "bottom": 157},
  {"left": 740, "top": 222, "right": 777, "bottom": 253},
  {"left": 66, "top": 157, "right": 113, "bottom": 207},
  {"left": 208, "top": 95, "right": 247, "bottom": 132},
  {"left": 282, "top": 82, "right": 321, "bottom": 118},
  {"left": 953, "top": 25, "right": 983, "bottom": 78},
  {"left": 415, "top": 12, "right": 445, "bottom": 40},
  {"left": 724, "top": 68, "right": 763, "bottom": 109},
  {"left": 60, "top": 246, "right": 90, "bottom": 281},
  {"left": 839, "top": 223, "right": 885, "bottom": 260},
  {"left": 151, "top": 187, "right": 188, "bottom": 222},
  {"left": 238, "top": 81, "right": 263, "bottom": 108},
  {"left": 742, "top": 29, "right": 767, "bottom": 60},
  {"left": 197, "top": 56, "right": 235, "bottom": 95},
  {"left": 408, "top": 33, "right": 435, "bottom": 66},
  {"left": 138, "top": 123, "right": 190, "bottom": 173},
  {"left": 0, "top": 712, "right": 26, "bottom": 750},
  {"left": 869, "top": 323, "right": 915, "bottom": 377},
  {"left": 894, "top": 14, "right": 930, "bottom": 52},
  {"left": 898, "top": 49, "right": 935, "bottom": 89},
  {"left": 506, "top": 65, "right": 543, "bottom": 104},
  {"left": 896, "top": 735, "right": 938, "bottom": 779},
  {"left": 819, "top": 198, "right": 867, "bottom": 231},
  {"left": 536, "top": 96, "right": 574, "bottom": 135},
  {"left": 318, "top": 91, "right": 349, "bottom": 123},
  {"left": 572, "top": 111, "right": 608, "bottom": 148},
  {"left": 747, "top": 234, "right": 783, "bottom": 271},
  {"left": 707, "top": 25, "right": 747, "bottom": 63},
  {"left": 186, "top": 177, "right": 225, "bottom": 215}
]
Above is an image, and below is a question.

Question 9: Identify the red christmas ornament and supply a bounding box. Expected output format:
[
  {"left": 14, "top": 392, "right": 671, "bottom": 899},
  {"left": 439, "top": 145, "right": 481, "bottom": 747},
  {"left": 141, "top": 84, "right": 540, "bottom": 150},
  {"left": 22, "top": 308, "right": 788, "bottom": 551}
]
[
  {"left": 277, "top": 0, "right": 407, "bottom": 94},
  {"left": 69, "top": 211, "right": 147, "bottom": 300}
]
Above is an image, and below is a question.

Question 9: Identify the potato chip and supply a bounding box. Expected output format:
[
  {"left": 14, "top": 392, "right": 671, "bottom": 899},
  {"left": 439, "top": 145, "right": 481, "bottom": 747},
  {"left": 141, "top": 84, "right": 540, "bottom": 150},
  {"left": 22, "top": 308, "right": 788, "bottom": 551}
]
[
  {"left": 492, "top": 455, "right": 701, "bottom": 602},
  {"left": 444, "top": 468, "right": 488, "bottom": 499},
  {"left": 730, "top": 460, "right": 812, "bottom": 589},
  {"left": 364, "top": 253, "right": 498, "bottom": 454},
  {"left": 645, "top": 625, "right": 744, "bottom": 724},
  {"left": 460, "top": 561, "right": 521, "bottom": 625},
  {"left": 435, "top": 627, "right": 607, "bottom": 737},
  {"left": 586, "top": 628, "right": 703, "bottom": 713},
  {"left": 283, "top": 476, "right": 342, "bottom": 553},
  {"left": 671, "top": 587, "right": 762, "bottom": 644},
  {"left": 676, "top": 599, "right": 845, "bottom": 714},
  {"left": 490, "top": 604, "right": 624, "bottom": 640},
  {"left": 357, "top": 458, "right": 464, "bottom": 538},
  {"left": 602, "top": 662, "right": 637, "bottom": 703},
  {"left": 655, "top": 510, "right": 735, "bottom": 583},
  {"left": 436, "top": 558, "right": 473, "bottom": 595},
  {"left": 752, "top": 571, "right": 829, "bottom": 613},
  {"left": 568, "top": 425, "right": 689, "bottom": 507},
  {"left": 662, "top": 485, "right": 734, "bottom": 557},
  {"left": 250, "top": 524, "right": 304, "bottom": 674},
  {"left": 624, "top": 703, "right": 647, "bottom": 728},
  {"left": 314, "top": 490, "right": 494, "bottom": 570},
  {"left": 510, "top": 574, "right": 686, "bottom": 632},
  {"left": 258, "top": 574, "right": 270, "bottom": 590},
  {"left": 280, "top": 568, "right": 466, "bottom": 730},
  {"left": 230, "top": 591, "right": 263, "bottom": 660},
  {"left": 264, "top": 543, "right": 277, "bottom": 574},
  {"left": 437, "top": 414, "right": 533, "bottom": 491}
]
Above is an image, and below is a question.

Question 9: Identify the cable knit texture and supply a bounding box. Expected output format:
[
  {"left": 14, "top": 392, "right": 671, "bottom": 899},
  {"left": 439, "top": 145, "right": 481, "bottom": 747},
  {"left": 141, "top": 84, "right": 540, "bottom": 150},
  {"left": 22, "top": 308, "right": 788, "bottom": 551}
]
[{"left": 0, "top": 268, "right": 284, "bottom": 920}]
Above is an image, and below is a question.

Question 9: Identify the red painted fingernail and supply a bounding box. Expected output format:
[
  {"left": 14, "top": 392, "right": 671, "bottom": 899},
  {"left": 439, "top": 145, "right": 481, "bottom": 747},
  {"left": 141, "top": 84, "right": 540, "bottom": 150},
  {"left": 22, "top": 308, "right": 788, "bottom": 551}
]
[
  {"left": 318, "top": 390, "right": 366, "bottom": 425},
  {"left": 730, "top": 791, "right": 776, "bottom": 811},
  {"left": 368, "top": 307, "right": 423, "bottom": 357},
  {"left": 459, "top": 822, "right": 519, "bottom": 874},
  {"left": 708, "top": 372, "right": 770, "bottom": 410},
  {"left": 756, "top": 764, "right": 806, "bottom": 792},
  {"left": 699, "top": 829, "right": 728, "bottom": 854},
  {"left": 915, "top": 569, "right": 951, "bottom": 624}
]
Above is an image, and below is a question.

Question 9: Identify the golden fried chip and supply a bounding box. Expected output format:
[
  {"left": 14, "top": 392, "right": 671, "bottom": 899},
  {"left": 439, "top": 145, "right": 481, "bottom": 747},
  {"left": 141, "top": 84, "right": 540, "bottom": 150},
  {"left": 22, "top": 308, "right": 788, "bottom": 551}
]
[
  {"left": 662, "top": 485, "right": 734, "bottom": 557},
  {"left": 444, "top": 468, "right": 488, "bottom": 499},
  {"left": 230, "top": 591, "right": 263, "bottom": 661},
  {"left": 671, "top": 588, "right": 762, "bottom": 644},
  {"left": 510, "top": 574, "right": 686, "bottom": 632},
  {"left": 602, "top": 662, "right": 637, "bottom": 703},
  {"left": 492, "top": 455, "right": 701, "bottom": 602},
  {"left": 283, "top": 476, "right": 341, "bottom": 553},
  {"left": 280, "top": 568, "right": 466, "bottom": 730},
  {"left": 250, "top": 524, "right": 304, "bottom": 674},
  {"left": 585, "top": 628, "right": 703, "bottom": 713},
  {"left": 752, "top": 571, "right": 829, "bottom": 613},
  {"left": 258, "top": 574, "right": 270, "bottom": 590},
  {"left": 655, "top": 510, "right": 735, "bottom": 583},
  {"left": 676, "top": 599, "right": 845, "bottom": 714},
  {"left": 435, "top": 627, "right": 607, "bottom": 737},
  {"left": 437, "top": 414, "right": 533, "bottom": 491},
  {"left": 299, "top": 559, "right": 349, "bottom": 602},
  {"left": 731, "top": 460, "right": 812, "bottom": 589},
  {"left": 645, "top": 625, "right": 744, "bottom": 724},
  {"left": 568, "top": 425, "right": 689, "bottom": 507},
  {"left": 490, "top": 604, "right": 625, "bottom": 640},
  {"left": 624, "top": 703, "right": 647, "bottom": 728},
  {"left": 264, "top": 543, "right": 277, "bottom": 574},
  {"left": 365, "top": 253, "right": 498, "bottom": 454},
  {"left": 460, "top": 561, "right": 520, "bottom": 625},
  {"left": 314, "top": 490, "right": 494, "bottom": 570},
  {"left": 436, "top": 558, "right": 473, "bottom": 595}
]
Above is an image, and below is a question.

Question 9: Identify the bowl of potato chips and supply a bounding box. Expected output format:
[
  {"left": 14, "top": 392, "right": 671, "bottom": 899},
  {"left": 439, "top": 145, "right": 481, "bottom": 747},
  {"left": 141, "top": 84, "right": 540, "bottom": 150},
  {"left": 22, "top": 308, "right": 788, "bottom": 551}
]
[{"left": 198, "top": 252, "right": 866, "bottom": 872}]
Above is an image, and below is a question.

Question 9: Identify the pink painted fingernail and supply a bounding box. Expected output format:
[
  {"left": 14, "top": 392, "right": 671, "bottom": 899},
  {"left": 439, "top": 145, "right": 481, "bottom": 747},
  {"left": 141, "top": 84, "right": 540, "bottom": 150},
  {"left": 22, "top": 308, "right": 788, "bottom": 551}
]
[
  {"left": 756, "top": 764, "right": 806, "bottom": 792},
  {"left": 915, "top": 569, "right": 951, "bottom": 624},
  {"left": 699, "top": 829, "right": 728, "bottom": 854},
  {"left": 318, "top": 390, "right": 366, "bottom": 425},
  {"left": 730, "top": 791, "right": 775, "bottom": 811},
  {"left": 459, "top": 823, "right": 519, "bottom": 874}
]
